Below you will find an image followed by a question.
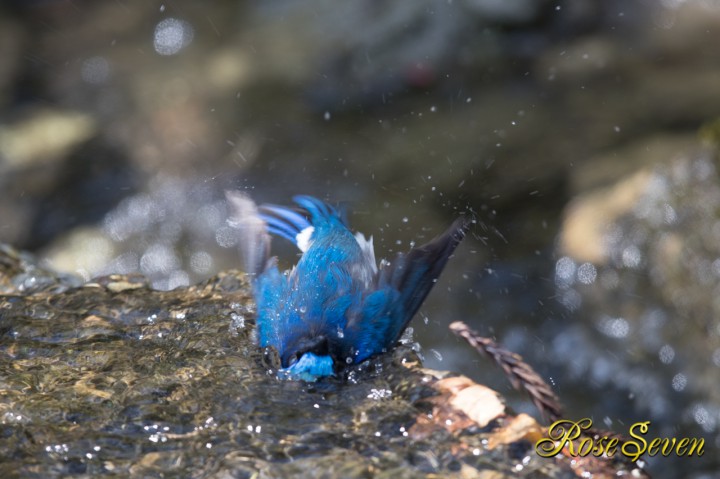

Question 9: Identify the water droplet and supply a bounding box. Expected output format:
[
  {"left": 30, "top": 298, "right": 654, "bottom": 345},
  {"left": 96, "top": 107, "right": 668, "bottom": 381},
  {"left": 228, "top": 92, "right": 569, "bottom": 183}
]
[
  {"left": 659, "top": 344, "right": 675, "bottom": 364},
  {"left": 576, "top": 262, "right": 597, "bottom": 284},
  {"left": 230, "top": 313, "right": 245, "bottom": 329},
  {"left": 597, "top": 316, "right": 629, "bottom": 338},
  {"left": 81, "top": 56, "right": 110, "bottom": 84},
  {"left": 621, "top": 246, "right": 642, "bottom": 268},
  {"left": 663, "top": 204, "right": 677, "bottom": 224},
  {"left": 190, "top": 251, "right": 213, "bottom": 274},
  {"left": 554, "top": 256, "right": 576, "bottom": 287},
  {"left": 671, "top": 373, "right": 687, "bottom": 391},
  {"left": 153, "top": 18, "right": 194, "bottom": 56},
  {"left": 712, "top": 348, "right": 720, "bottom": 367}
]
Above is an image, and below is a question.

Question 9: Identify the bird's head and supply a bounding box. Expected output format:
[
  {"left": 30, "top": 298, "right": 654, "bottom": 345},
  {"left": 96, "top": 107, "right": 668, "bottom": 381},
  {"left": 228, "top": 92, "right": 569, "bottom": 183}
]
[{"left": 279, "top": 334, "right": 336, "bottom": 381}]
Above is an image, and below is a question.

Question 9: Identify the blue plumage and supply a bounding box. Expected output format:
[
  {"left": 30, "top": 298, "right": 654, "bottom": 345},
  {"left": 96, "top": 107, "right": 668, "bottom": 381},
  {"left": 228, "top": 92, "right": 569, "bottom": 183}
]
[{"left": 226, "top": 192, "right": 468, "bottom": 381}]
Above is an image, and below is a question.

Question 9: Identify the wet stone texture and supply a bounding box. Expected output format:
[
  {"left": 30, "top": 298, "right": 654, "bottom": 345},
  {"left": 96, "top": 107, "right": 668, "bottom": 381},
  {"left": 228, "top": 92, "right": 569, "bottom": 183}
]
[
  {"left": 0, "top": 245, "right": 645, "bottom": 478},
  {"left": 556, "top": 140, "right": 720, "bottom": 470}
]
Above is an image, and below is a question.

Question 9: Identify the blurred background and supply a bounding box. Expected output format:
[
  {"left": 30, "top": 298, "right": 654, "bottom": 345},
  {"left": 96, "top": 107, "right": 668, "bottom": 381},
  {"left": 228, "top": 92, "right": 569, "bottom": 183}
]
[{"left": 1, "top": 1, "right": 719, "bottom": 477}]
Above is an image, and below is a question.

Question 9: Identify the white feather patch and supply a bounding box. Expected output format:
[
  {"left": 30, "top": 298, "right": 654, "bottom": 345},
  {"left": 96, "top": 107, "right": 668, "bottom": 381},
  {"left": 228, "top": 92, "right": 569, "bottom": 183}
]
[
  {"left": 295, "top": 226, "right": 315, "bottom": 253},
  {"left": 354, "top": 232, "right": 378, "bottom": 275}
]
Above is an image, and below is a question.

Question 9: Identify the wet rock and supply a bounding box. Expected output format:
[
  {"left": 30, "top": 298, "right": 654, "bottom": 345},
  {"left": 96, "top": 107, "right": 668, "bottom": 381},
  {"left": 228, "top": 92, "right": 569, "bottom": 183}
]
[
  {"left": 0, "top": 243, "right": 81, "bottom": 294},
  {"left": 36, "top": 175, "right": 240, "bottom": 289},
  {"left": 560, "top": 134, "right": 708, "bottom": 264},
  {"left": 0, "top": 110, "right": 139, "bottom": 250},
  {"left": 0, "top": 109, "right": 95, "bottom": 171},
  {"left": 0, "top": 245, "right": 645, "bottom": 478},
  {"left": 556, "top": 138, "right": 720, "bottom": 475}
]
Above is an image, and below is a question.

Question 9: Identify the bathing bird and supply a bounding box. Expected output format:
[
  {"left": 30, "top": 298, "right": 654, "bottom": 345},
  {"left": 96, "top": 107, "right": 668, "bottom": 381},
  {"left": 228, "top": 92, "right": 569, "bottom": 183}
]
[{"left": 226, "top": 192, "right": 467, "bottom": 381}]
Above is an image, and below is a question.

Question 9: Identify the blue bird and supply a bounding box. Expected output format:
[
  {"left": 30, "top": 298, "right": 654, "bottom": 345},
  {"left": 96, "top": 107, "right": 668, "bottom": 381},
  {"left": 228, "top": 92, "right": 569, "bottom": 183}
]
[{"left": 226, "top": 192, "right": 468, "bottom": 381}]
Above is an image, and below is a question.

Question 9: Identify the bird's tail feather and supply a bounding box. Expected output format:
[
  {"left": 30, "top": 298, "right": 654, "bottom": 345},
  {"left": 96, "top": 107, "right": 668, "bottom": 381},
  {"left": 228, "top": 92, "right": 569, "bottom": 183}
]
[
  {"left": 258, "top": 204, "right": 312, "bottom": 246},
  {"left": 384, "top": 217, "right": 469, "bottom": 342}
]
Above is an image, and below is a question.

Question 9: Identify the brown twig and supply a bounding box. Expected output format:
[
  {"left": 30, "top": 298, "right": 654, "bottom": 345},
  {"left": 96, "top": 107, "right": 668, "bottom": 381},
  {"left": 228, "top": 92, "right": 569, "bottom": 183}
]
[{"left": 449, "top": 320, "right": 563, "bottom": 423}]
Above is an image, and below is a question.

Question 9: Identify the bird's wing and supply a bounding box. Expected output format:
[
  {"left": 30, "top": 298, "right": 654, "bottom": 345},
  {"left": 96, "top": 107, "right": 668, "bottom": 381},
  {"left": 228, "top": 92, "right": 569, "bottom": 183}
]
[
  {"left": 380, "top": 217, "right": 469, "bottom": 342},
  {"left": 292, "top": 195, "right": 347, "bottom": 227},
  {"left": 225, "top": 191, "right": 271, "bottom": 276},
  {"left": 254, "top": 259, "right": 290, "bottom": 350},
  {"left": 258, "top": 196, "right": 349, "bottom": 253},
  {"left": 338, "top": 217, "right": 469, "bottom": 362},
  {"left": 258, "top": 204, "right": 313, "bottom": 251}
]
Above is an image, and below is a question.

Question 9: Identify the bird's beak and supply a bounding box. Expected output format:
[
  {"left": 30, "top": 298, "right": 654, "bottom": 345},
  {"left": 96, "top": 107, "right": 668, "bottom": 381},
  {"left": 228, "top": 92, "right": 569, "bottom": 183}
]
[{"left": 279, "top": 352, "right": 334, "bottom": 382}]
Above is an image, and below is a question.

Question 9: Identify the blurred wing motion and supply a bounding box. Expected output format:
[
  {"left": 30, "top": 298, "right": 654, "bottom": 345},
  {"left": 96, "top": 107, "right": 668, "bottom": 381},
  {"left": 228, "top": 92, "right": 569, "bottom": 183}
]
[
  {"left": 226, "top": 192, "right": 468, "bottom": 380},
  {"left": 225, "top": 191, "right": 271, "bottom": 276}
]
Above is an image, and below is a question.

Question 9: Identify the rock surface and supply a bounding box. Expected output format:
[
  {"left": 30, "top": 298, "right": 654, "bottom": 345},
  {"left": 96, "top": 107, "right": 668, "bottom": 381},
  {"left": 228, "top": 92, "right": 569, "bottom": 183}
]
[
  {"left": 0, "top": 246, "right": 646, "bottom": 478},
  {"left": 554, "top": 139, "right": 720, "bottom": 475}
]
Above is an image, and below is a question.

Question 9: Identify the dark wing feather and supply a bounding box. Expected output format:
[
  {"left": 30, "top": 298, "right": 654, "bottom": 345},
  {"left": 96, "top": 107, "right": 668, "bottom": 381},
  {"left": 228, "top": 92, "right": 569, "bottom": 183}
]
[{"left": 382, "top": 217, "right": 469, "bottom": 342}]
